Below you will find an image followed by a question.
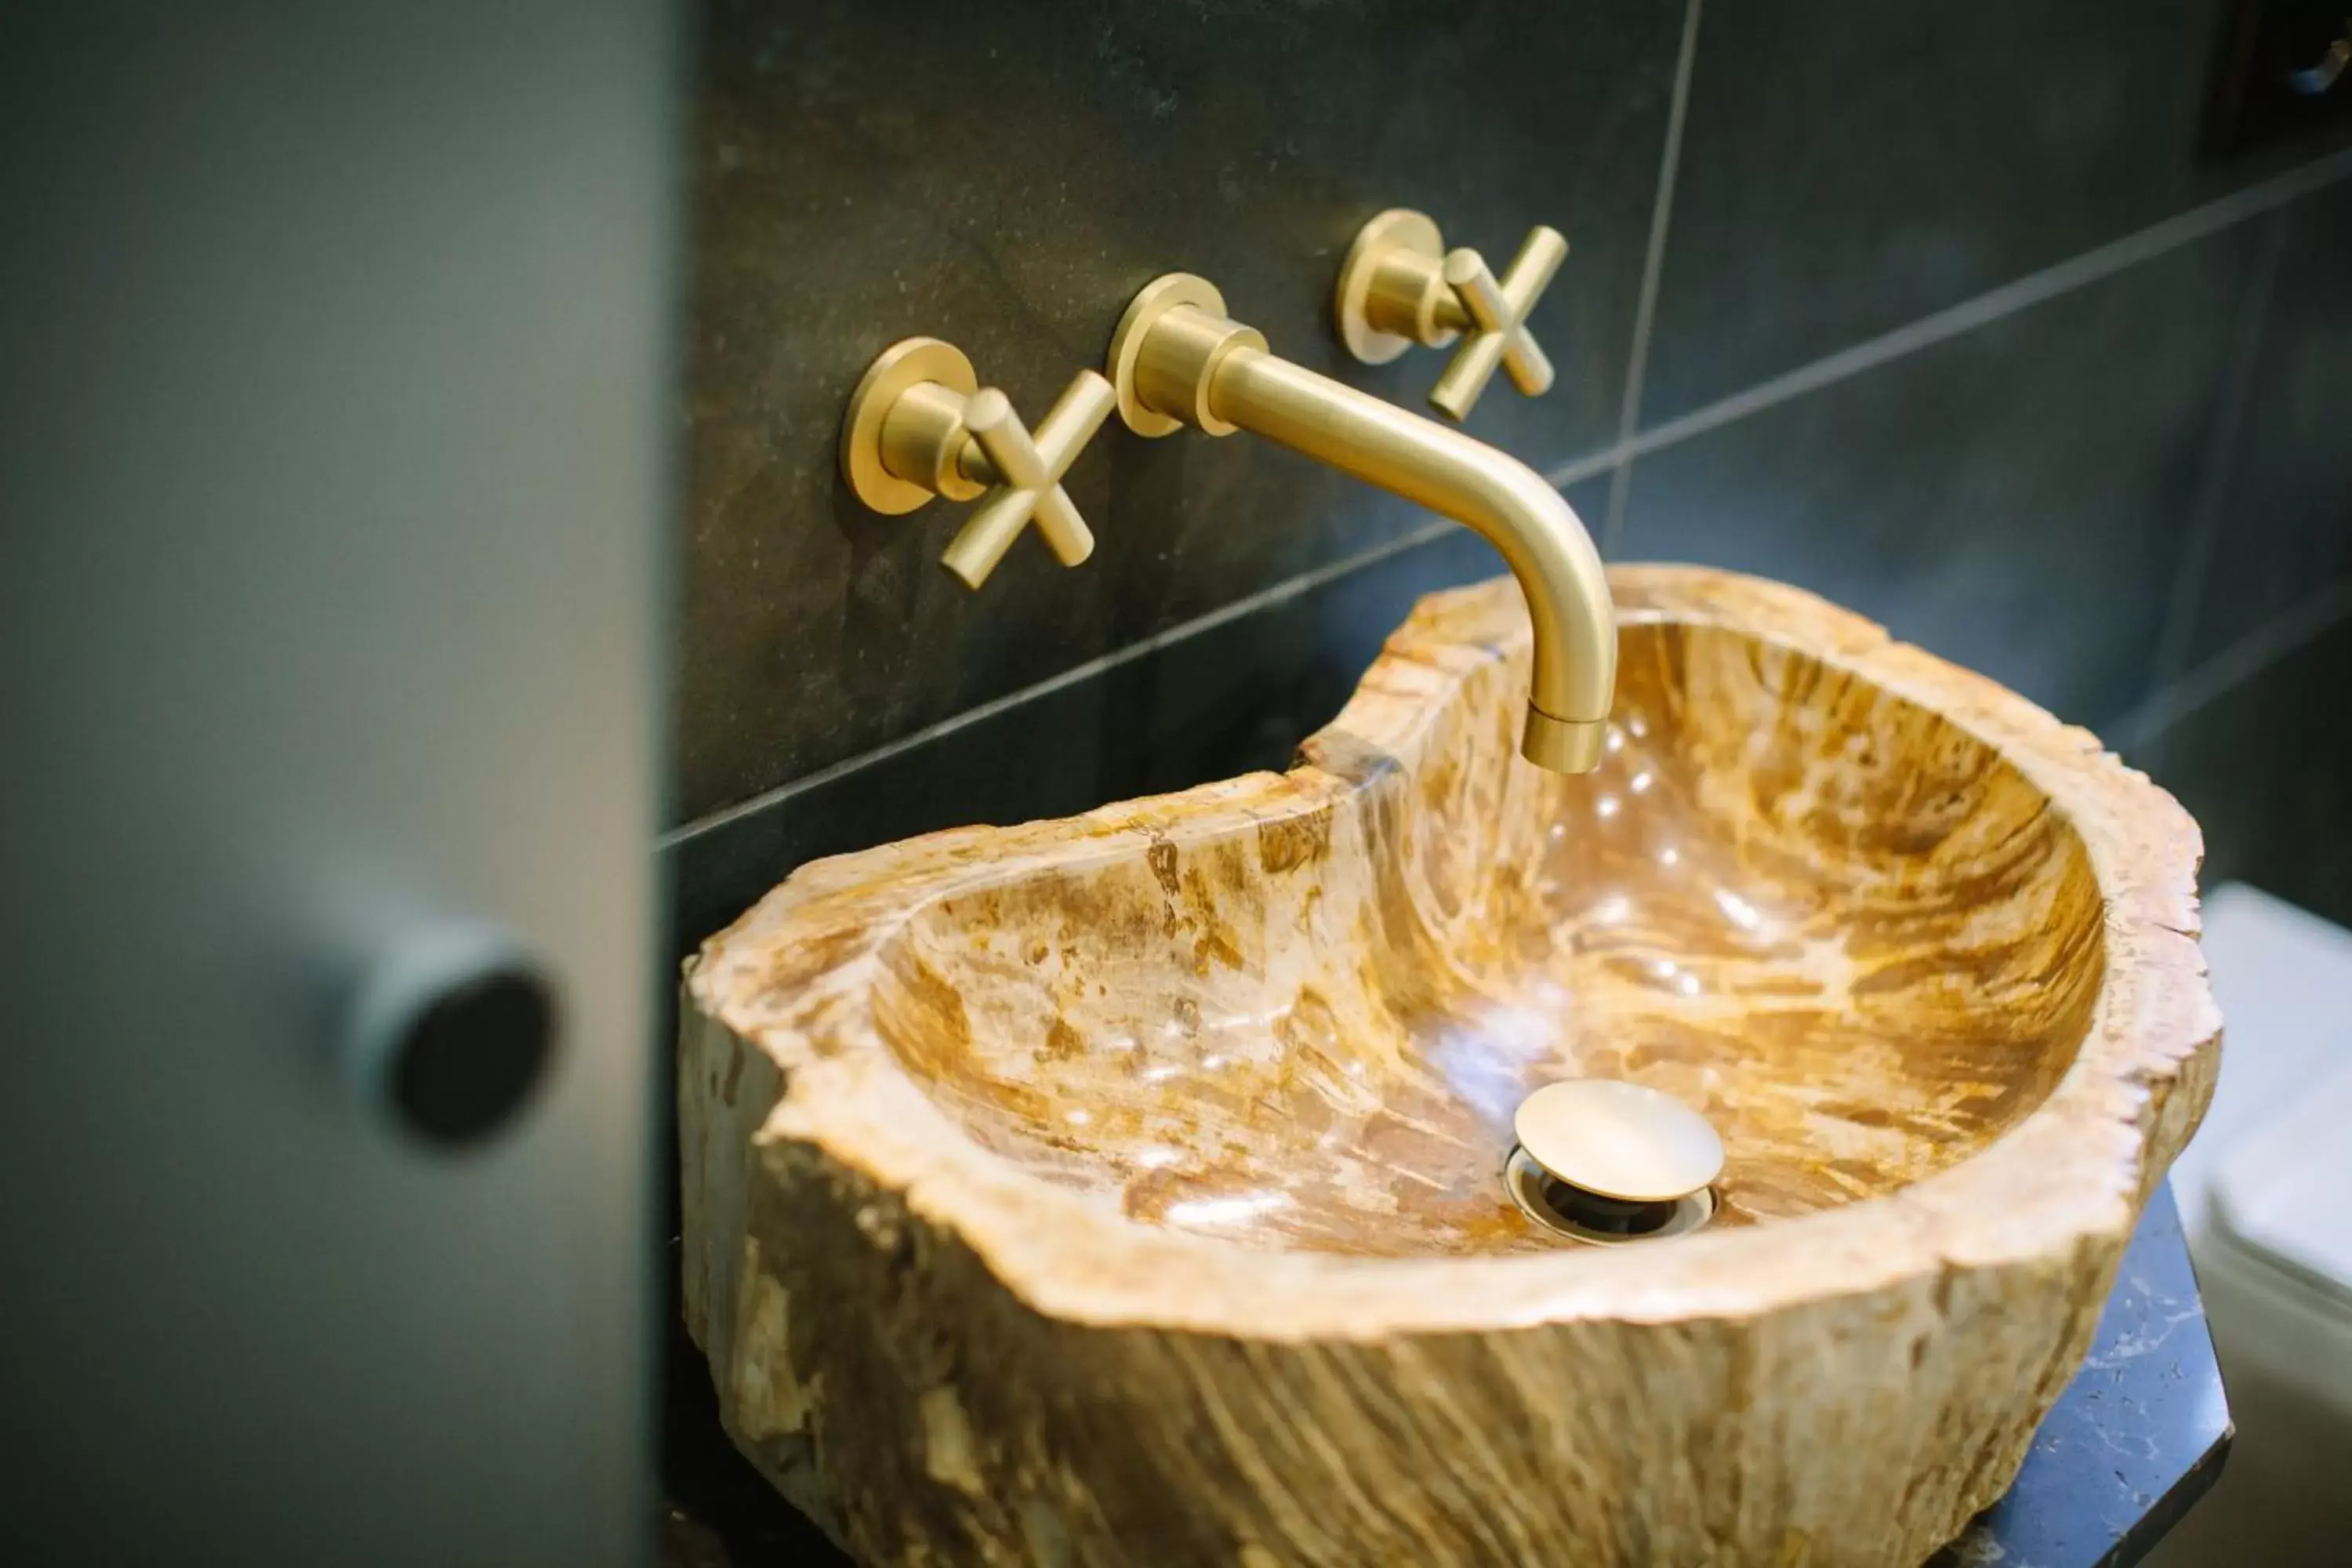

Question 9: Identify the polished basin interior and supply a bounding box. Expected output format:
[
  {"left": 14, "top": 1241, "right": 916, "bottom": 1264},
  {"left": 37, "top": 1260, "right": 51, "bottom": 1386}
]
[
  {"left": 684, "top": 568, "right": 2209, "bottom": 1568},
  {"left": 869, "top": 603, "right": 2107, "bottom": 1258}
]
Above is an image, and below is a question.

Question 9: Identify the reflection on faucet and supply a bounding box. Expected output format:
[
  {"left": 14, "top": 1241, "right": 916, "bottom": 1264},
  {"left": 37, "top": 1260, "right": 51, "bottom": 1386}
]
[{"left": 1106, "top": 273, "right": 1617, "bottom": 772}]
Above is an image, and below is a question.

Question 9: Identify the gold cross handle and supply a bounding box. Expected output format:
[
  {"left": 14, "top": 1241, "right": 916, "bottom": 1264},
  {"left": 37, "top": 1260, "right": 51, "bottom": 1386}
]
[
  {"left": 1334, "top": 209, "right": 1570, "bottom": 422},
  {"left": 1430, "top": 229, "right": 1566, "bottom": 419},
  {"left": 943, "top": 376, "right": 1113, "bottom": 587},
  {"left": 840, "top": 337, "right": 1116, "bottom": 589}
]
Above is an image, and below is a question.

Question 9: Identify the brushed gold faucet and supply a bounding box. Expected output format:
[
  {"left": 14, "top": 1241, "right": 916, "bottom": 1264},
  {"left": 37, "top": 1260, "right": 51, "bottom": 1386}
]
[{"left": 1105, "top": 274, "right": 1615, "bottom": 774}]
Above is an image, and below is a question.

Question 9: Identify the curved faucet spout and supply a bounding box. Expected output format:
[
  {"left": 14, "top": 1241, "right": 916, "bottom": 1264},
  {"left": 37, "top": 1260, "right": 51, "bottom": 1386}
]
[
  {"left": 1107, "top": 274, "right": 1615, "bottom": 773},
  {"left": 1208, "top": 348, "right": 1614, "bottom": 771}
]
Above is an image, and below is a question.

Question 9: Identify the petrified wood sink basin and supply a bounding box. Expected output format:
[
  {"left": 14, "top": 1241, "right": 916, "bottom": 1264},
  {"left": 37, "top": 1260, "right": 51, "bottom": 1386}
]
[{"left": 681, "top": 564, "right": 2219, "bottom": 1566}]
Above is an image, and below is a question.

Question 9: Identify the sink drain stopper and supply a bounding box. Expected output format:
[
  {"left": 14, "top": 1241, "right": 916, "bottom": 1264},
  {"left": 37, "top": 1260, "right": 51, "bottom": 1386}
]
[{"left": 1508, "top": 1079, "right": 1722, "bottom": 1244}]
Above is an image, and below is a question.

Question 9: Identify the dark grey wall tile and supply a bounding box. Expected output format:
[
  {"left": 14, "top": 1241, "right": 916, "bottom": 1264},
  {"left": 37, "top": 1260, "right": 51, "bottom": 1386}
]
[
  {"left": 666, "top": 478, "right": 1604, "bottom": 957},
  {"left": 2180, "top": 180, "right": 2352, "bottom": 665},
  {"left": 2151, "top": 614, "right": 2352, "bottom": 926},
  {"left": 676, "top": 0, "right": 1681, "bottom": 825},
  {"left": 1640, "top": 0, "right": 2348, "bottom": 426},
  {"left": 1617, "top": 227, "right": 2264, "bottom": 731}
]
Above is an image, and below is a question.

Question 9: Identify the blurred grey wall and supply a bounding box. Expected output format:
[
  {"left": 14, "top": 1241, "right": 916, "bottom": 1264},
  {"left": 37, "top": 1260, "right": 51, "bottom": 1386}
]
[{"left": 1, "top": 4, "right": 678, "bottom": 1563}]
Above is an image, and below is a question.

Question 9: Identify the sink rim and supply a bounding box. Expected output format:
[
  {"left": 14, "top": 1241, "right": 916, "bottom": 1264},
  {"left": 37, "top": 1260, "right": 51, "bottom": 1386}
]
[{"left": 689, "top": 564, "right": 2218, "bottom": 1340}]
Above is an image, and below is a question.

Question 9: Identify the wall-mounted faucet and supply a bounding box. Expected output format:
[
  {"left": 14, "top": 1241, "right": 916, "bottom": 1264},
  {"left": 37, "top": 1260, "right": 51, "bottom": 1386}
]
[
  {"left": 834, "top": 217, "right": 1612, "bottom": 774},
  {"left": 1105, "top": 273, "right": 1614, "bottom": 775},
  {"left": 1334, "top": 209, "right": 1569, "bottom": 422}
]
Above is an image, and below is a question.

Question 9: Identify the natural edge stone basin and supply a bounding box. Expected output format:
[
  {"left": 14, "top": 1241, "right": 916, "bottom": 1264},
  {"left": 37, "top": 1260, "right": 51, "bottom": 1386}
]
[{"left": 681, "top": 564, "right": 2220, "bottom": 1566}]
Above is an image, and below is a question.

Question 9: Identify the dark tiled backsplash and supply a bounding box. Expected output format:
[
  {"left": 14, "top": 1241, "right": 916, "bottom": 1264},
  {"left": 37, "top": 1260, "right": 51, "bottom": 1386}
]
[
  {"left": 674, "top": 0, "right": 1685, "bottom": 824},
  {"left": 1639, "top": 0, "right": 2347, "bottom": 426},
  {"left": 1619, "top": 220, "right": 2268, "bottom": 733},
  {"left": 2177, "top": 179, "right": 2352, "bottom": 667}
]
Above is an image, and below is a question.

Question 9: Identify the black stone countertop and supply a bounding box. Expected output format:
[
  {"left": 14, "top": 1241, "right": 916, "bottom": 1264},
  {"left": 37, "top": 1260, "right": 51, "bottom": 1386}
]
[
  {"left": 1931, "top": 1181, "right": 2230, "bottom": 1567},
  {"left": 662, "top": 1183, "right": 2229, "bottom": 1567}
]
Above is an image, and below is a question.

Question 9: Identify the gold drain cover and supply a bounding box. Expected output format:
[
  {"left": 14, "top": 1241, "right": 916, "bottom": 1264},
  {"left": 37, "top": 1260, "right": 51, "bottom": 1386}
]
[{"left": 1512, "top": 1078, "right": 1723, "bottom": 1204}]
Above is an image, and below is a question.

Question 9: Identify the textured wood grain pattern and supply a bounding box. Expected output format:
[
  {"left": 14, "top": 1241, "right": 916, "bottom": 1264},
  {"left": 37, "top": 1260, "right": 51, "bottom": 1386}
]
[{"left": 681, "top": 565, "right": 2220, "bottom": 1566}]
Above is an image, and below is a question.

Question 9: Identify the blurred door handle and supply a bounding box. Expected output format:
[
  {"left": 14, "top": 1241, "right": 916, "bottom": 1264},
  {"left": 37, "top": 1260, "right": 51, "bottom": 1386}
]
[{"left": 343, "top": 920, "right": 557, "bottom": 1148}]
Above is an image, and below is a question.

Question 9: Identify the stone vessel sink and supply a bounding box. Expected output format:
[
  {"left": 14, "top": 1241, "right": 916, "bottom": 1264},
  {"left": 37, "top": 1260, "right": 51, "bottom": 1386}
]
[{"left": 681, "top": 564, "right": 2219, "bottom": 1566}]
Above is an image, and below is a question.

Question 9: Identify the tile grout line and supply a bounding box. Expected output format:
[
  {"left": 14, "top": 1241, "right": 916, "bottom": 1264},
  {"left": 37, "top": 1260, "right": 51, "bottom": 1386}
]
[
  {"left": 670, "top": 143, "right": 2352, "bottom": 855},
  {"left": 656, "top": 514, "right": 1465, "bottom": 850},
  {"left": 1552, "top": 142, "right": 2352, "bottom": 489},
  {"left": 2114, "top": 579, "right": 2352, "bottom": 757},
  {"left": 2144, "top": 206, "right": 2291, "bottom": 735},
  {"left": 1601, "top": 0, "right": 1704, "bottom": 557}
]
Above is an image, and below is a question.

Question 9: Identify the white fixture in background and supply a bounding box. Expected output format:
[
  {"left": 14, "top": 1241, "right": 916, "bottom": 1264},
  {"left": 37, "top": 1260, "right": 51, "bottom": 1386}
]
[{"left": 2153, "top": 884, "right": 2352, "bottom": 1566}]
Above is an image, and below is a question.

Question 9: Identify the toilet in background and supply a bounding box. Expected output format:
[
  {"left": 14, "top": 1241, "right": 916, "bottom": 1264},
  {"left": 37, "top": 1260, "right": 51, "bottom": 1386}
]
[{"left": 2151, "top": 883, "right": 2352, "bottom": 1565}]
